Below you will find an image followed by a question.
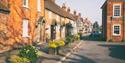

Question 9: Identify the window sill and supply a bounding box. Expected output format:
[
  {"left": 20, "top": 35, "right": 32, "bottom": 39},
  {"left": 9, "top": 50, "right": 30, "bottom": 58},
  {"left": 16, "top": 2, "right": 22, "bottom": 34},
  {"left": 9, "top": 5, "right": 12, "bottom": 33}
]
[
  {"left": 22, "top": 35, "right": 30, "bottom": 38},
  {"left": 112, "top": 34, "right": 121, "bottom": 36},
  {"left": 112, "top": 16, "right": 122, "bottom": 18},
  {"left": 22, "top": 6, "right": 29, "bottom": 9}
]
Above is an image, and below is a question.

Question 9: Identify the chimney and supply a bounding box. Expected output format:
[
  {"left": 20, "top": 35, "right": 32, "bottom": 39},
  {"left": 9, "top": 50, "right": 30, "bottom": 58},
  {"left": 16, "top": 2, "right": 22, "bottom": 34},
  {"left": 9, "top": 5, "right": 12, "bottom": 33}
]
[
  {"left": 78, "top": 13, "right": 81, "bottom": 17},
  {"left": 74, "top": 10, "right": 76, "bottom": 15},
  {"left": 67, "top": 7, "right": 70, "bottom": 13},
  {"left": 62, "top": 3, "right": 66, "bottom": 11}
]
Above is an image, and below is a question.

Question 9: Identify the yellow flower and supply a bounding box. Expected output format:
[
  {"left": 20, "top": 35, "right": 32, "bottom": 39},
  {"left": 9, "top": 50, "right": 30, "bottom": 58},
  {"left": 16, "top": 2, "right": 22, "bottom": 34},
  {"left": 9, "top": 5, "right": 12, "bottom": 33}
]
[
  {"left": 48, "top": 41, "right": 58, "bottom": 48},
  {"left": 56, "top": 40, "right": 65, "bottom": 46}
]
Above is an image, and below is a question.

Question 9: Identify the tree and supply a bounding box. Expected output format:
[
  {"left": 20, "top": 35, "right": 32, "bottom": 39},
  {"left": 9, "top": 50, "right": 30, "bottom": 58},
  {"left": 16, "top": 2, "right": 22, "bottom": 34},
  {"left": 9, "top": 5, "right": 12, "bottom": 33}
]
[{"left": 93, "top": 21, "right": 100, "bottom": 32}]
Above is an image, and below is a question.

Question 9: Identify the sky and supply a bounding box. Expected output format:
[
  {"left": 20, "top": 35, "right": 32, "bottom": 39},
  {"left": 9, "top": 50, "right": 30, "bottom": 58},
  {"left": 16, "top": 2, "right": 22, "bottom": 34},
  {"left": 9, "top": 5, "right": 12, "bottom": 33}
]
[{"left": 56, "top": 0, "right": 106, "bottom": 25}]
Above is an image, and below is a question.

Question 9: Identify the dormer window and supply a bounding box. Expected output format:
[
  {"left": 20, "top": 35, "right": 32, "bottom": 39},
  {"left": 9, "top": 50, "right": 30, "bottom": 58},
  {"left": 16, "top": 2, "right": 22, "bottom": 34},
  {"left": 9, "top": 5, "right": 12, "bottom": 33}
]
[
  {"left": 23, "top": 0, "right": 29, "bottom": 8},
  {"left": 113, "top": 4, "right": 121, "bottom": 17}
]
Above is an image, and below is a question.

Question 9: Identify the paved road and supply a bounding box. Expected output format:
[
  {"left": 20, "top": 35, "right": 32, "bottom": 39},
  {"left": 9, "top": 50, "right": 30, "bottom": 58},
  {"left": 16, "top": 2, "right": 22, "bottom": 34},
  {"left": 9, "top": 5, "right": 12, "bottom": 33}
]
[{"left": 62, "top": 41, "right": 125, "bottom": 63}]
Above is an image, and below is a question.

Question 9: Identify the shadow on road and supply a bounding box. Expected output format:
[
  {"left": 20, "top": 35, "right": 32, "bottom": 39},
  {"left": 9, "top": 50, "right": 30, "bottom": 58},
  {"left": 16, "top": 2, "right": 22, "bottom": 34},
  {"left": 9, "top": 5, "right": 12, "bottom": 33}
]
[
  {"left": 98, "top": 44, "right": 125, "bottom": 60},
  {"left": 62, "top": 53, "right": 96, "bottom": 63}
]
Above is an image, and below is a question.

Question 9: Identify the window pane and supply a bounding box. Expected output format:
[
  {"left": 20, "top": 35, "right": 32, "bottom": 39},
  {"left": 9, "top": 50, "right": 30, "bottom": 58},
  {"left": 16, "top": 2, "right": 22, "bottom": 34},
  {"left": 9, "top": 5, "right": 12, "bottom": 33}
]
[
  {"left": 23, "top": 0, "right": 26, "bottom": 5},
  {"left": 23, "top": 0, "right": 28, "bottom": 8},
  {"left": 37, "top": 0, "right": 41, "bottom": 12},
  {"left": 23, "top": 19, "right": 29, "bottom": 37},
  {"left": 114, "top": 26, "right": 120, "bottom": 35},
  {"left": 114, "top": 5, "right": 121, "bottom": 16}
]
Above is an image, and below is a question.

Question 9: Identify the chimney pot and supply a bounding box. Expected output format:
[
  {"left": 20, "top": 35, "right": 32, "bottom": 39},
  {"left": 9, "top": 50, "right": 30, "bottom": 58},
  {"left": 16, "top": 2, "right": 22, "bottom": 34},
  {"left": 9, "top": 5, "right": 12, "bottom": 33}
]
[
  {"left": 74, "top": 10, "right": 76, "bottom": 15},
  {"left": 78, "top": 13, "right": 81, "bottom": 17},
  {"left": 67, "top": 7, "right": 70, "bottom": 13},
  {"left": 62, "top": 3, "right": 66, "bottom": 11}
]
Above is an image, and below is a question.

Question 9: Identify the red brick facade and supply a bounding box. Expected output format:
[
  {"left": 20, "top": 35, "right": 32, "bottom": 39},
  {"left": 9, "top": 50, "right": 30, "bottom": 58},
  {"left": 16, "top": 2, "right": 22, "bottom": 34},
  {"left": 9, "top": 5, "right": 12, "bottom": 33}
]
[{"left": 102, "top": 0, "right": 125, "bottom": 42}]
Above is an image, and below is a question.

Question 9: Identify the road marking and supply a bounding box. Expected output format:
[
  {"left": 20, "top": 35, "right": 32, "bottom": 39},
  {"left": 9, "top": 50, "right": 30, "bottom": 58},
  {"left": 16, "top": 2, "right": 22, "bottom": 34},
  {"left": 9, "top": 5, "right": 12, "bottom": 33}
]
[{"left": 57, "top": 41, "right": 82, "bottom": 63}]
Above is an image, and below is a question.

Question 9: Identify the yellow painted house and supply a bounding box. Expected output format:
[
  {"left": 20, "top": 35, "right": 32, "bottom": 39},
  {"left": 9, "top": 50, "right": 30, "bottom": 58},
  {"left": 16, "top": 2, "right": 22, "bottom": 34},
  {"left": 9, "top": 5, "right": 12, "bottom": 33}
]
[{"left": 44, "top": 0, "right": 76, "bottom": 41}]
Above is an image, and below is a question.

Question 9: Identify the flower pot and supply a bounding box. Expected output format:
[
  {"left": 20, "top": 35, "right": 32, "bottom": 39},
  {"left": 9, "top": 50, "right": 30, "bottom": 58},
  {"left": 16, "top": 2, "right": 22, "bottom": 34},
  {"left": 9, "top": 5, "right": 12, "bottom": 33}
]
[{"left": 48, "top": 48, "right": 57, "bottom": 55}]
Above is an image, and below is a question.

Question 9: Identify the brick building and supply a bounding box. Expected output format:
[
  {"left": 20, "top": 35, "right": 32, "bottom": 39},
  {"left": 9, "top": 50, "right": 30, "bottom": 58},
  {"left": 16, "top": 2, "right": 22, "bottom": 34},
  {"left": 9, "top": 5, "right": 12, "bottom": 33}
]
[
  {"left": 0, "top": 0, "right": 45, "bottom": 52},
  {"left": 101, "top": 0, "right": 125, "bottom": 42}
]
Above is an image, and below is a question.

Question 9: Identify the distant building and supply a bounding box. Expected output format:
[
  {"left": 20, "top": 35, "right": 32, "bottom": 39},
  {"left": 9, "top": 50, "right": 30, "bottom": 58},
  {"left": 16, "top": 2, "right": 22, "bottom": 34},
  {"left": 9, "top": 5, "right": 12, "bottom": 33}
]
[
  {"left": 76, "top": 13, "right": 83, "bottom": 34},
  {"left": 101, "top": 0, "right": 125, "bottom": 42},
  {"left": 83, "top": 18, "right": 92, "bottom": 34}
]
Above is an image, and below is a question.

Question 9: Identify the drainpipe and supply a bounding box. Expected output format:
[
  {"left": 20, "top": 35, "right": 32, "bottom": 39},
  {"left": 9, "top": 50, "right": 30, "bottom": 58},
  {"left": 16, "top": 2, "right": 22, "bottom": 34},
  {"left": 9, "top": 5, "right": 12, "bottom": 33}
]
[
  {"left": 122, "top": 3, "right": 124, "bottom": 42},
  {"left": 110, "top": 16, "right": 112, "bottom": 41}
]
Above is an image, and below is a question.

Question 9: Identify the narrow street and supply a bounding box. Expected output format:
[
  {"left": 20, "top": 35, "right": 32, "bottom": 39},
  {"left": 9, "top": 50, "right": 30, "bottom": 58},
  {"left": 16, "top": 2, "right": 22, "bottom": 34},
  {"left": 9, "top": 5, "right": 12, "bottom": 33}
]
[{"left": 62, "top": 41, "right": 125, "bottom": 63}]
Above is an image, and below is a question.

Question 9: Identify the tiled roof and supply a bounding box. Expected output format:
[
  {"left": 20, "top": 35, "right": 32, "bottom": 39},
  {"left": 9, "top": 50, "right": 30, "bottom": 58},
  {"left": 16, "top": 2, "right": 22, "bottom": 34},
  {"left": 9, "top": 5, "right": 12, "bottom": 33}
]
[
  {"left": 101, "top": 0, "right": 125, "bottom": 9},
  {"left": 45, "top": 0, "right": 76, "bottom": 21},
  {"left": 45, "top": 0, "right": 66, "bottom": 17},
  {"left": 66, "top": 13, "right": 76, "bottom": 21},
  {"left": 111, "top": 0, "right": 125, "bottom": 1}
]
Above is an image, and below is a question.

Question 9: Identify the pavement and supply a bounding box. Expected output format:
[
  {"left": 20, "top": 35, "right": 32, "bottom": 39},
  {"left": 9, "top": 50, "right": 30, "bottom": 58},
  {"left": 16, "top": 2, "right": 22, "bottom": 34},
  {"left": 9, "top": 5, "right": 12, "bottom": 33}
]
[
  {"left": 0, "top": 40, "right": 82, "bottom": 63},
  {"left": 1, "top": 41, "right": 125, "bottom": 63},
  {"left": 62, "top": 41, "right": 125, "bottom": 63},
  {"left": 40, "top": 41, "right": 82, "bottom": 63}
]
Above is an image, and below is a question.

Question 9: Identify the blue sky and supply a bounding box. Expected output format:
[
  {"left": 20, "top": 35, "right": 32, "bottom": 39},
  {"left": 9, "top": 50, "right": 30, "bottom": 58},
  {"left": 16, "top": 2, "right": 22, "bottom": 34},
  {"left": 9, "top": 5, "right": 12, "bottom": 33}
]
[{"left": 56, "top": 0, "right": 106, "bottom": 25}]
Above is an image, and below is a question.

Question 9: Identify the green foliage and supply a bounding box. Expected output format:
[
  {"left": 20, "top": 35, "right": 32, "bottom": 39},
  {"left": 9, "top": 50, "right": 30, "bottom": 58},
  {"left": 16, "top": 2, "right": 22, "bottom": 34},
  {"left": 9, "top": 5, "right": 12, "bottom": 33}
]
[
  {"left": 93, "top": 21, "right": 100, "bottom": 32},
  {"left": 56, "top": 40, "right": 65, "bottom": 46},
  {"left": 65, "top": 35, "right": 74, "bottom": 45},
  {"left": 73, "top": 34, "right": 80, "bottom": 41},
  {"left": 9, "top": 45, "right": 42, "bottom": 63},
  {"left": 9, "top": 55, "right": 30, "bottom": 63},
  {"left": 19, "top": 45, "right": 42, "bottom": 63}
]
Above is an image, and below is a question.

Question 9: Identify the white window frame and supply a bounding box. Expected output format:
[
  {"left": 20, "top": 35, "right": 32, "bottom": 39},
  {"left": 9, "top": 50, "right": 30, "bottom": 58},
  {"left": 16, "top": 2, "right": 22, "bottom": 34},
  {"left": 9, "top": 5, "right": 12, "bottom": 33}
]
[
  {"left": 22, "top": 19, "right": 29, "bottom": 37},
  {"left": 113, "top": 24, "right": 121, "bottom": 36},
  {"left": 23, "top": 0, "right": 29, "bottom": 8},
  {"left": 37, "top": 0, "right": 41, "bottom": 12},
  {"left": 113, "top": 4, "right": 121, "bottom": 17}
]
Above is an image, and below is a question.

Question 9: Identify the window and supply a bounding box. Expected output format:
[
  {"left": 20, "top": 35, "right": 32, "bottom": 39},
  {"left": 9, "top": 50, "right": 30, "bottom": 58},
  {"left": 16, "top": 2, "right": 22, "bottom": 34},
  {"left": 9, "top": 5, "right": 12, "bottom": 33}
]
[
  {"left": 113, "top": 24, "right": 121, "bottom": 36},
  {"left": 113, "top": 4, "right": 121, "bottom": 17},
  {"left": 22, "top": 19, "right": 29, "bottom": 37},
  {"left": 37, "top": 0, "right": 41, "bottom": 12},
  {"left": 23, "top": 0, "right": 29, "bottom": 8}
]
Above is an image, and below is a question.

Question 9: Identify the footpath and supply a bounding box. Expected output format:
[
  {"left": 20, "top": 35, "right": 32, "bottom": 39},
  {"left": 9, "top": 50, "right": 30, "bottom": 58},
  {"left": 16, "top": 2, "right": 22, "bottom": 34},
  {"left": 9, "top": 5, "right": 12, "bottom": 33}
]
[{"left": 40, "top": 41, "right": 82, "bottom": 63}]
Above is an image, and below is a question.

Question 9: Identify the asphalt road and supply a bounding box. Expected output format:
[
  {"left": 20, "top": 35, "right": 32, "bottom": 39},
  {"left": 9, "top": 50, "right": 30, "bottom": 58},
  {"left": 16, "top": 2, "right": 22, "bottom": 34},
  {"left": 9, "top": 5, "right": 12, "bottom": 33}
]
[{"left": 62, "top": 41, "right": 125, "bottom": 63}]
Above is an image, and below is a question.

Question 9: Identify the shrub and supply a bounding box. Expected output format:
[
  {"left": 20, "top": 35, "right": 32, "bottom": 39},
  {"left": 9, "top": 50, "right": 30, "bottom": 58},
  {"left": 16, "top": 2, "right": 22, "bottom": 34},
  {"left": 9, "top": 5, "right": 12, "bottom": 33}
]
[
  {"left": 48, "top": 40, "right": 65, "bottom": 48},
  {"left": 74, "top": 34, "right": 80, "bottom": 40},
  {"left": 56, "top": 40, "right": 65, "bottom": 47},
  {"left": 65, "top": 35, "right": 74, "bottom": 45},
  {"left": 19, "top": 45, "right": 41, "bottom": 63},
  {"left": 48, "top": 41, "right": 58, "bottom": 48},
  {"left": 9, "top": 55, "right": 30, "bottom": 63}
]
